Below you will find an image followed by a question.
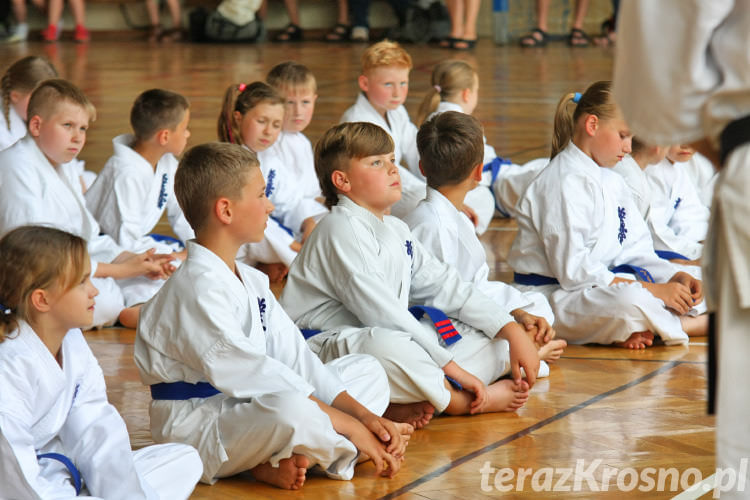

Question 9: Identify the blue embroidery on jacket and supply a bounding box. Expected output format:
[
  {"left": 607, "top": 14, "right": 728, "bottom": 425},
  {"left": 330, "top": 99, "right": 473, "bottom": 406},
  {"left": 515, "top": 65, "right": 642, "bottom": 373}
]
[
  {"left": 265, "top": 170, "right": 276, "bottom": 197},
  {"left": 157, "top": 174, "right": 169, "bottom": 209},
  {"left": 674, "top": 197, "right": 682, "bottom": 210},
  {"left": 617, "top": 206, "right": 627, "bottom": 244},
  {"left": 257, "top": 298, "right": 267, "bottom": 331},
  {"left": 405, "top": 240, "right": 413, "bottom": 259}
]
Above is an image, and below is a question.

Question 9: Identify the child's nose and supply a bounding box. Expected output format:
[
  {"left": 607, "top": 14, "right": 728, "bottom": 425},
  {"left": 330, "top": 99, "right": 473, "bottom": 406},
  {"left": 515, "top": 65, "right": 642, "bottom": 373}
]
[{"left": 266, "top": 198, "right": 275, "bottom": 213}]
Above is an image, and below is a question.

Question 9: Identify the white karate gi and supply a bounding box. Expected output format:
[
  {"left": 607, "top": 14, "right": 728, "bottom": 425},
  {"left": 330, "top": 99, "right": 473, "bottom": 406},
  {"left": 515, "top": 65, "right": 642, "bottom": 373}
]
[
  {"left": 644, "top": 158, "right": 709, "bottom": 260},
  {"left": 0, "top": 321, "right": 202, "bottom": 500},
  {"left": 85, "top": 134, "right": 194, "bottom": 253},
  {"left": 681, "top": 153, "right": 718, "bottom": 209},
  {"left": 0, "top": 106, "right": 26, "bottom": 152},
  {"left": 405, "top": 187, "right": 554, "bottom": 323},
  {"left": 340, "top": 93, "right": 426, "bottom": 218},
  {"left": 273, "top": 131, "right": 322, "bottom": 199},
  {"left": 612, "top": 155, "right": 652, "bottom": 219},
  {"left": 0, "top": 136, "right": 126, "bottom": 326},
  {"left": 135, "top": 241, "right": 389, "bottom": 483},
  {"left": 614, "top": 2, "right": 750, "bottom": 494},
  {"left": 281, "top": 195, "right": 516, "bottom": 413},
  {"left": 492, "top": 157, "right": 549, "bottom": 218},
  {"left": 508, "top": 142, "right": 691, "bottom": 346}
]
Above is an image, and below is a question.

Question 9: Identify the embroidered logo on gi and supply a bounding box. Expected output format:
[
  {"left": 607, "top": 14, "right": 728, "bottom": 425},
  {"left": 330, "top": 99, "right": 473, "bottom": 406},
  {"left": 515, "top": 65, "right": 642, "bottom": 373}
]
[
  {"left": 265, "top": 169, "right": 276, "bottom": 197},
  {"left": 257, "top": 298, "right": 267, "bottom": 331},
  {"left": 157, "top": 174, "right": 169, "bottom": 209},
  {"left": 617, "top": 206, "right": 627, "bottom": 244},
  {"left": 674, "top": 197, "right": 682, "bottom": 210},
  {"left": 405, "top": 240, "right": 413, "bottom": 260},
  {"left": 67, "top": 383, "right": 81, "bottom": 416}
]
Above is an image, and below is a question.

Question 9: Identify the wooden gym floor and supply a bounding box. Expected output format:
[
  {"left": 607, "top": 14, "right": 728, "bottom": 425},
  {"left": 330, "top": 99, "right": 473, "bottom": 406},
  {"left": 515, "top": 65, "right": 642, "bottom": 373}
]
[{"left": 1, "top": 36, "right": 713, "bottom": 498}]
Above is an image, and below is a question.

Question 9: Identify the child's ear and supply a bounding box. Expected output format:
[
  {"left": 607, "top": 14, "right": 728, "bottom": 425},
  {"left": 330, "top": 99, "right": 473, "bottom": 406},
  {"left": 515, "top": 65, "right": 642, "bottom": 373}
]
[
  {"left": 232, "top": 110, "right": 243, "bottom": 125},
  {"left": 156, "top": 129, "right": 170, "bottom": 146},
  {"left": 461, "top": 87, "right": 472, "bottom": 104},
  {"left": 418, "top": 161, "right": 426, "bottom": 177},
  {"left": 472, "top": 163, "right": 484, "bottom": 181},
  {"left": 583, "top": 114, "right": 599, "bottom": 137},
  {"left": 27, "top": 115, "right": 43, "bottom": 137},
  {"left": 29, "top": 288, "right": 52, "bottom": 313},
  {"left": 331, "top": 170, "right": 350, "bottom": 193},
  {"left": 9, "top": 90, "right": 23, "bottom": 105},
  {"left": 214, "top": 197, "right": 233, "bottom": 225},
  {"left": 357, "top": 75, "right": 369, "bottom": 93}
]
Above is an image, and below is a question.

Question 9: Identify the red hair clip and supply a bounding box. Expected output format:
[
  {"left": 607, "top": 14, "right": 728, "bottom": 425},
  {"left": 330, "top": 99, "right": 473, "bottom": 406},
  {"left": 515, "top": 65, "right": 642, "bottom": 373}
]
[{"left": 238, "top": 83, "right": 247, "bottom": 92}]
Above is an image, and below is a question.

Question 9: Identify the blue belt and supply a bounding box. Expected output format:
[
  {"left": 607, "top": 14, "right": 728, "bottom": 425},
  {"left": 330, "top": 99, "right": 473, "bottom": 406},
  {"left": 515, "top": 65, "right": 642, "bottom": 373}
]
[
  {"left": 37, "top": 453, "right": 82, "bottom": 495},
  {"left": 300, "top": 328, "right": 322, "bottom": 339},
  {"left": 409, "top": 305, "right": 462, "bottom": 346},
  {"left": 514, "top": 264, "right": 655, "bottom": 286},
  {"left": 150, "top": 381, "right": 220, "bottom": 400},
  {"left": 270, "top": 215, "right": 294, "bottom": 237},
  {"left": 148, "top": 233, "right": 184, "bottom": 247},
  {"left": 655, "top": 250, "right": 689, "bottom": 261},
  {"left": 483, "top": 156, "right": 513, "bottom": 218}
]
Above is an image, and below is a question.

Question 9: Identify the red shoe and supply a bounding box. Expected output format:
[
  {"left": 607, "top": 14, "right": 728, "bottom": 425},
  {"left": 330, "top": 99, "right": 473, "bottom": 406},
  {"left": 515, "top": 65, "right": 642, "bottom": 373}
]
[
  {"left": 41, "top": 24, "right": 59, "bottom": 42},
  {"left": 74, "top": 24, "right": 90, "bottom": 43}
]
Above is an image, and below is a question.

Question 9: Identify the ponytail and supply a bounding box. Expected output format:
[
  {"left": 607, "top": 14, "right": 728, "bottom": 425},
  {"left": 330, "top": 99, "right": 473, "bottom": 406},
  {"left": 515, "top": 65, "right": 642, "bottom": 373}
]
[
  {"left": 217, "top": 81, "right": 284, "bottom": 146},
  {"left": 550, "top": 80, "right": 617, "bottom": 159},
  {"left": 416, "top": 60, "right": 477, "bottom": 126}
]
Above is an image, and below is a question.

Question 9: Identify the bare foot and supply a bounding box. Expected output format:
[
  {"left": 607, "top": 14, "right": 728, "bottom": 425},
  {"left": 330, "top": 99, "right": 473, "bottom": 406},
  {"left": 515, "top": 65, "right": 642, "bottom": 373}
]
[
  {"left": 383, "top": 402, "right": 435, "bottom": 429},
  {"left": 480, "top": 379, "right": 530, "bottom": 413},
  {"left": 538, "top": 338, "right": 567, "bottom": 362},
  {"left": 250, "top": 454, "right": 309, "bottom": 490},
  {"left": 256, "top": 262, "right": 289, "bottom": 283},
  {"left": 614, "top": 331, "right": 655, "bottom": 349},
  {"left": 118, "top": 305, "right": 141, "bottom": 329}
]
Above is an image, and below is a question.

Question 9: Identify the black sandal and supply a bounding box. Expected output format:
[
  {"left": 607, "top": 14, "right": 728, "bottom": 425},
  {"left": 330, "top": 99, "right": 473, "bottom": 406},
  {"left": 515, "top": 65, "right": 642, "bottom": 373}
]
[
  {"left": 568, "top": 28, "right": 590, "bottom": 47},
  {"left": 273, "top": 23, "right": 302, "bottom": 42},
  {"left": 325, "top": 23, "right": 350, "bottom": 42},
  {"left": 519, "top": 28, "right": 548, "bottom": 47}
]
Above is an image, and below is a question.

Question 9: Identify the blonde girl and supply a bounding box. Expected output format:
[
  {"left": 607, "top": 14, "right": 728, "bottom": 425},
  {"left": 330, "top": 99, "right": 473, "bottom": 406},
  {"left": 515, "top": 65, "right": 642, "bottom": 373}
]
[
  {"left": 1, "top": 56, "right": 58, "bottom": 151},
  {"left": 0, "top": 225, "right": 202, "bottom": 499},
  {"left": 508, "top": 81, "right": 707, "bottom": 349}
]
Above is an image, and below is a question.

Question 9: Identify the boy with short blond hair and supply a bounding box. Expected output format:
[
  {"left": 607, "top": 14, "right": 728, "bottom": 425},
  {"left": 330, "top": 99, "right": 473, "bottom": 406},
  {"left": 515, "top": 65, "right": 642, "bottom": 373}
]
[
  {"left": 266, "top": 61, "right": 323, "bottom": 201},
  {"left": 405, "top": 112, "right": 566, "bottom": 366},
  {"left": 0, "top": 79, "right": 172, "bottom": 328},
  {"left": 135, "top": 141, "right": 410, "bottom": 490},
  {"left": 281, "top": 122, "right": 540, "bottom": 430},
  {"left": 86, "top": 89, "right": 194, "bottom": 257}
]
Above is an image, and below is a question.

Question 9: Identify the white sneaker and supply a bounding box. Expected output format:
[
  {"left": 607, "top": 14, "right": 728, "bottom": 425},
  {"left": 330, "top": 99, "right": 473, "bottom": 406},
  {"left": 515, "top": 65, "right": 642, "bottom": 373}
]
[
  {"left": 2, "top": 23, "right": 28, "bottom": 43},
  {"left": 351, "top": 26, "right": 369, "bottom": 42}
]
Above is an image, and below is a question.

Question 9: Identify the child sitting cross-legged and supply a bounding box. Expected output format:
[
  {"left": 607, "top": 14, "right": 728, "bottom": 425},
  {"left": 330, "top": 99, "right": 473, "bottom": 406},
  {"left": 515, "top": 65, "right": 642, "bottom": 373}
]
[
  {"left": 281, "top": 122, "right": 539, "bottom": 430},
  {"left": 135, "top": 142, "right": 411, "bottom": 490}
]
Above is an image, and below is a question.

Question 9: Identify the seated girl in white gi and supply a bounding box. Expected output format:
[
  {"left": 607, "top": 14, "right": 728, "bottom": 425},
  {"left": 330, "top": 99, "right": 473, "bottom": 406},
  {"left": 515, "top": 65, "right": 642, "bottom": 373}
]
[
  {"left": 0, "top": 225, "right": 202, "bottom": 500},
  {"left": 0, "top": 79, "right": 174, "bottom": 328},
  {"left": 416, "top": 59, "right": 550, "bottom": 221},
  {"left": 218, "top": 81, "right": 327, "bottom": 282},
  {"left": 508, "top": 81, "right": 707, "bottom": 349},
  {"left": 643, "top": 144, "right": 711, "bottom": 264},
  {"left": 405, "top": 111, "right": 567, "bottom": 368},
  {"left": 266, "top": 61, "right": 324, "bottom": 202},
  {"left": 136, "top": 143, "right": 411, "bottom": 490},
  {"left": 281, "top": 122, "right": 540, "bottom": 429}
]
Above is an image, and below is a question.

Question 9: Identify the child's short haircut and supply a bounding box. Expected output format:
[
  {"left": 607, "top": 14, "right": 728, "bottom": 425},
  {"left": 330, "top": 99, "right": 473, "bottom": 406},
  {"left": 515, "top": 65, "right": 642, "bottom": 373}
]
[
  {"left": 315, "top": 122, "right": 394, "bottom": 208},
  {"left": 130, "top": 89, "right": 189, "bottom": 142},
  {"left": 27, "top": 79, "right": 96, "bottom": 123},
  {"left": 0, "top": 226, "right": 87, "bottom": 342},
  {"left": 417, "top": 111, "right": 484, "bottom": 189},
  {"left": 175, "top": 142, "right": 260, "bottom": 233},
  {"left": 267, "top": 61, "right": 317, "bottom": 94},
  {"left": 361, "top": 40, "right": 413, "bottom": 73}
]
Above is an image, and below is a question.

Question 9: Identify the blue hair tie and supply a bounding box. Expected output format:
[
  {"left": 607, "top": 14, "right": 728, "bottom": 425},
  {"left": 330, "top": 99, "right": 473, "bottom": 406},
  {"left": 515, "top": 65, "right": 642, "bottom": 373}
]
[
  {"left": 0, "top": 302, "right": 10, "bottom": 315},
  {"left": 573, "top": 92, "right": 582, "bottom": 103}
]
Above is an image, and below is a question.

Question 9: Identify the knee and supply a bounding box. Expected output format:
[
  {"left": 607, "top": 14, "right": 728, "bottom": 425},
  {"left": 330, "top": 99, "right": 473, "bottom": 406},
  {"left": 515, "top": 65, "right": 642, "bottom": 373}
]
[
  {"left": 356, "top": 329, "right": 414, "bottom": 368},
  {"left": 254, "top": 391, "right": 318, "bottom": 431}
]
